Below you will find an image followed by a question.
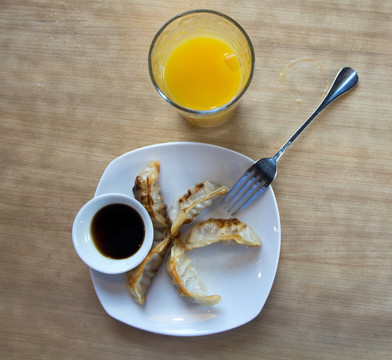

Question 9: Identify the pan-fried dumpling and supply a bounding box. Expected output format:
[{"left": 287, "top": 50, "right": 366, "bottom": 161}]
[
  {"left": 184, "top": 218, "right": 261, "bottom": 250},
  {"left": 165, "top": 239, "right": 221, "bottom": 306},
  {"left": 128, "top": 160, "right": 172, "bottom": 305},
  {"left": 126, "top": 231, "right": 172, "bottom": 305},
  {"left": 133, "top": 160, "right": 170, "bottom": 231},
  {"left": 168, "top": 181, "right": 229, "bottom": 236}
]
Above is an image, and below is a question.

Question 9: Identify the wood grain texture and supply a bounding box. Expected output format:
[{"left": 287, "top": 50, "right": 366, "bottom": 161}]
[{"left": 1, "top": 1, "right": 391, "bottom": 359}]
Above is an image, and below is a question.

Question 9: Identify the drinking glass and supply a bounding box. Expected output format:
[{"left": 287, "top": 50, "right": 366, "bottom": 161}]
[{"left": 148, "top": 9, "right": 255, "bottom": 127}]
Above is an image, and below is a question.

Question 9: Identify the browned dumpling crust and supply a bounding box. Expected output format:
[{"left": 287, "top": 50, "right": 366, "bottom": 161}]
[
  {"left": 126, "top": 231, "right": 172, "bottom": 305},
  {"left": 165, "top": 239, "right": 221, "bottom": 306},
  {"left": 168, "top": 181, "right": 228, "bottom": 236},
  {"left": 133, "top": 160, "right": 170, "bottom": 231},
  {"left": 184, "top": 218, "right": 261, "bottom": 250},
  {"left": 128, "top": 160, "right": 172, "bottom": 305}
]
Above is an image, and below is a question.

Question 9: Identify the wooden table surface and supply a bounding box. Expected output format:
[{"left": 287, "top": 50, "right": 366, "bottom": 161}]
[{"left": 1, "top": 1, "right": 391, "bottom": 359}]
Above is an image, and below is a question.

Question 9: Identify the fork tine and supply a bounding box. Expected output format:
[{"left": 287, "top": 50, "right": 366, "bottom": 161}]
[
  {"left": 229, "top": 182, "right": 268, "bottom": 216},
  {"left": 221, "top": 168, "right": 255, "bottom": 208},
  {"left": 225, "top": 175, "right": 261, "bottom": 210}
]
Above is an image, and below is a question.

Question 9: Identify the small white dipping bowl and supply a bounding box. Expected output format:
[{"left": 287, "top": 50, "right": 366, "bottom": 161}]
[{"left": 72, "top": 193, "right": 153, "bottom": 274}]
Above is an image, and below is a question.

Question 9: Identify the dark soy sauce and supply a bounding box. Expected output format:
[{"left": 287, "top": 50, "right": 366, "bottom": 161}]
[{"left": 91, "top": 203, "right": 145, "bottom": 259}]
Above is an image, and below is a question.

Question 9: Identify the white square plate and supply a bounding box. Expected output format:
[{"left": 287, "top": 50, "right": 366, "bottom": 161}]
[{"left": 90, "top": 142, "right": 281, "bottom": 336}]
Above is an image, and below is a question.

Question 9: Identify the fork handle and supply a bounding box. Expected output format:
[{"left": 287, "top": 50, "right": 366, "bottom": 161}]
[{"left": 273, "top": 67, "right": 359, "bottom": 161}]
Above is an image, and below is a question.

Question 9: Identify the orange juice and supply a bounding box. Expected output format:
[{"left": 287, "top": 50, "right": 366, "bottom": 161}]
[{"left": 163, "top": 36, "right": 243, "bottom": 111}]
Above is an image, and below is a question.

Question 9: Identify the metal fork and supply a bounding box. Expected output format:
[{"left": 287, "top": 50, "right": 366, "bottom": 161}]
[{"left": 222, "top": 67, "right": 359, "bottom": 215}]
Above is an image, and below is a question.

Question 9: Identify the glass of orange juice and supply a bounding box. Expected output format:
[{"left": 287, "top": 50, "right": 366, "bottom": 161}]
[{"left": 148, "top": 9, "right": 255, "bottom": 127}]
